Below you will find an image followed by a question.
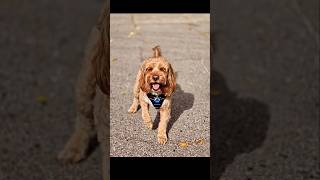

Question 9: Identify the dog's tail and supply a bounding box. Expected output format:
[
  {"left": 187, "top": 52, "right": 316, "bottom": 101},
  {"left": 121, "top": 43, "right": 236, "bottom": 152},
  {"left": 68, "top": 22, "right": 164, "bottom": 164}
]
[{"left": 152, "top": 45, "right": 161, "bottom": 58}]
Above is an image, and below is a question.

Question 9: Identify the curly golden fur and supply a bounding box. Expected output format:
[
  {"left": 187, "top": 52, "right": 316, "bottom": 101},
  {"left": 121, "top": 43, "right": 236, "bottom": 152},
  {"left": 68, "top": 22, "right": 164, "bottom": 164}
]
[
  {"left": 128, "top": 46, "right": 176, "bottom": 144},
  {"left": 57, "top": 3, "right": 109, "bottom": 180}
]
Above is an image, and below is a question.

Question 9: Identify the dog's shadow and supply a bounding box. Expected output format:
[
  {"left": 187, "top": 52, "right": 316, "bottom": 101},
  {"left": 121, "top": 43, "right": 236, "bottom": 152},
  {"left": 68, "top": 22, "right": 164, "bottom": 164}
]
[
  {"left": 152, "top": 84, "right": 194, "bottom": 135},
  {"left": 211, "top": 70, "right": 270, "bottom": 180}
]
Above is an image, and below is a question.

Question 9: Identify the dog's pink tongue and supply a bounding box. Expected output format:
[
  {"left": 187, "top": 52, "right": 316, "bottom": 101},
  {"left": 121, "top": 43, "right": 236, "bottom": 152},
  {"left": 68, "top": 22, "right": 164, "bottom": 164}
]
[{"left": 152, "top": 84, "right": 160, "bottom": 90}]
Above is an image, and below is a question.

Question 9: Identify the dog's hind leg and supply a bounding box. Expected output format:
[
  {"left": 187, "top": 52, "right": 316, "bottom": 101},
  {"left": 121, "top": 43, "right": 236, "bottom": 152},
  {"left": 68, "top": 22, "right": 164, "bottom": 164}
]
[{"left": 58, "top": 28, "right": 99, "bottom": 164}]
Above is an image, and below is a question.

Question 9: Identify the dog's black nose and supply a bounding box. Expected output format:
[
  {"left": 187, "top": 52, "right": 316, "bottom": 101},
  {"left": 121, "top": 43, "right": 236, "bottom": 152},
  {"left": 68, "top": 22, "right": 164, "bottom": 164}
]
[{"left": 153, "top": 76, "right": 159, "bottom": 81}]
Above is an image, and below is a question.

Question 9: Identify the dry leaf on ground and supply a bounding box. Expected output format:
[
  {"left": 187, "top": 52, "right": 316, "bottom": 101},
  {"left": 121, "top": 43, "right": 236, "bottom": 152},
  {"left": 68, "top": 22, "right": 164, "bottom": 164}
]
[
  {"left": 112, "top": 58, "right": 117, "bottom": 63},
  {"left": 213, "top": 89, "right": 220, "bottom": 96},
  {"left": 128, "top": 31, "right": 136, "bottom": 38},
  {"left": 36, "top": 95, "right": 47, "bottom": 104},
  {"left": 178, "top": 141, "right": 190, "bottom": 149},
  {"left": 194, "top": 138, "right": 205, "bottom": 145}
]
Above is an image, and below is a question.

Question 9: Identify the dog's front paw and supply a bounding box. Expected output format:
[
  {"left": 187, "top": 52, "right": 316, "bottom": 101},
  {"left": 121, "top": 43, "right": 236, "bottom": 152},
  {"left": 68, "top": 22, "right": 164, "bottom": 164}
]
[
  {"left": 145, "top": 121, "right": 153, "bottom": 129},
  {"left": 128, "top": 104, "right": 138, "bottom": 113},
  {"left": 157, "top": 134, "right": 168, "bottom": 144},
  {"left": 57, "top": 132, "right": 90, "bottom": 164},
  {"left": 58, "top": 146, "right": 85, "bottom": 164}
]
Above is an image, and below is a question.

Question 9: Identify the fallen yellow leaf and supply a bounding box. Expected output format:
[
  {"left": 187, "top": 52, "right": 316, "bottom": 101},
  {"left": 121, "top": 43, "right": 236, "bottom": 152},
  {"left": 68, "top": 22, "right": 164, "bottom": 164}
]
[
  {"left": 178, "top": 141, "right": 189, "bottom": 149},
  {"left": 128, "top": 31, "right": 136, "bottom": 38},
  {"left": 201, "top": 32, "right": 209, "bottom": 38},
  {"left": 194, "top": 138, "right": 205, "bottom": 145},
  {"left": 213, "top": 89, "right": 220, "bottom": 96},
  {"left": 112, "top": 58, "right": 117, "bottom": 63},
  {"left": 36, "top": 95, "right": 47, "bottom": 104}
]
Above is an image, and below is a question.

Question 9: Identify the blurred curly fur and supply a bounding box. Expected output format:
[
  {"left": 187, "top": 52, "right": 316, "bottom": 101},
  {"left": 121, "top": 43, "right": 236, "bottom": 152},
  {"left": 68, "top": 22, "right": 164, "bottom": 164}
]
[{"left": 57, "top": 3, "right": 109, "bottom": 180}]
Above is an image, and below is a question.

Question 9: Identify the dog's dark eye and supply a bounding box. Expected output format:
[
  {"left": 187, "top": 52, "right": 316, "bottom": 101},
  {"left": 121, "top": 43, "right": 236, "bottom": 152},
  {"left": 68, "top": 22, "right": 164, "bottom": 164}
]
[
  {"left": 146, "top": 67, "right": 153, "bottom": 71},
  {"left": 160, "top": 67, "right": 166, "bottom": 72}
]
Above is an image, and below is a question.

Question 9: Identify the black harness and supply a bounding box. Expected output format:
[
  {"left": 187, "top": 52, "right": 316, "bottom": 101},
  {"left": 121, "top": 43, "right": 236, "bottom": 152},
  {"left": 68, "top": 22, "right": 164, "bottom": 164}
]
[{"left": 147, "top": 93, "right": 166, "bottom": 109}]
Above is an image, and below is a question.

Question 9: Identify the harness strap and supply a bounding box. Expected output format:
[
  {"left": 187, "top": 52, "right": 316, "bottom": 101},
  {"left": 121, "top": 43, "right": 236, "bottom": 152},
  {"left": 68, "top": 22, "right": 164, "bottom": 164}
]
[{"left": 147, "top": 93, "right": 166, "bottom": 109}]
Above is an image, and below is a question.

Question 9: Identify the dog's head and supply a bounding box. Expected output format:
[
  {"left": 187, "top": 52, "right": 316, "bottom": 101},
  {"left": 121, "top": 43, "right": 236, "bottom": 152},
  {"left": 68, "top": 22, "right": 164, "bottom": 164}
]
[{"left": 139, "top": 46, "right": 176, "bottom": 97}]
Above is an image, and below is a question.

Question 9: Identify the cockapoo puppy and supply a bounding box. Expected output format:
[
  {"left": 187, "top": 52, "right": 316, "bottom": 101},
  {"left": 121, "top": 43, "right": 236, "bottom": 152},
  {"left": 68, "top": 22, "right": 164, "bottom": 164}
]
[{"left": 128, "top": 46, "right": 176, "bottom": 144}]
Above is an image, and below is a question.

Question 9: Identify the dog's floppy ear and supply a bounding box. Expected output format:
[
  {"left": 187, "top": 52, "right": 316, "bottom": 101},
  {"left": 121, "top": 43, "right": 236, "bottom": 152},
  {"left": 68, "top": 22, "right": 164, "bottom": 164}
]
[
  {"left": 163, "top": 63, "right": 176, "bottom": 97},
  {"left": 138, "top": 64, "right": 150, "bottom": 93}
]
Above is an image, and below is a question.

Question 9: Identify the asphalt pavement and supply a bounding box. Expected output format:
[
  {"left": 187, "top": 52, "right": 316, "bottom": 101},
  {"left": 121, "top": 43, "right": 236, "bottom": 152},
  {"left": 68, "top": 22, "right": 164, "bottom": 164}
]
[
  {"left": 110, "top": 14, "right": 210, "bottom": 157},
  {"left": 212, "top": 0, "right": 319, "bottom": 179},
  {"left": 0, "top": 0, "right": 103, "bottom": 179}
]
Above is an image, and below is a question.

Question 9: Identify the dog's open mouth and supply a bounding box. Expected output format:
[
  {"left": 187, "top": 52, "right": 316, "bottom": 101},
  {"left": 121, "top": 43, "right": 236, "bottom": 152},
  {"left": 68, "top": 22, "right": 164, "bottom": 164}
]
[{"left": 151, "top": 83, "right": 161, "bottom": 91}]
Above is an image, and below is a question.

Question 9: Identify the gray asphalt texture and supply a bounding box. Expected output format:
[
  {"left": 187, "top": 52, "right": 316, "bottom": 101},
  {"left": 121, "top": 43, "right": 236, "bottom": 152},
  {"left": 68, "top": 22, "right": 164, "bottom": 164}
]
[
  {"left": 0, "top": 0, "right": 319, "bottom": 179},
  {"left": 110, "top": 14, "right": 210, "bottom": 157},
  {"left": 0, "top": 0, "right": 103, "bottom": 179},
  {"left": 212, "top": 0, "right": 319, "bottom": 179}
]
